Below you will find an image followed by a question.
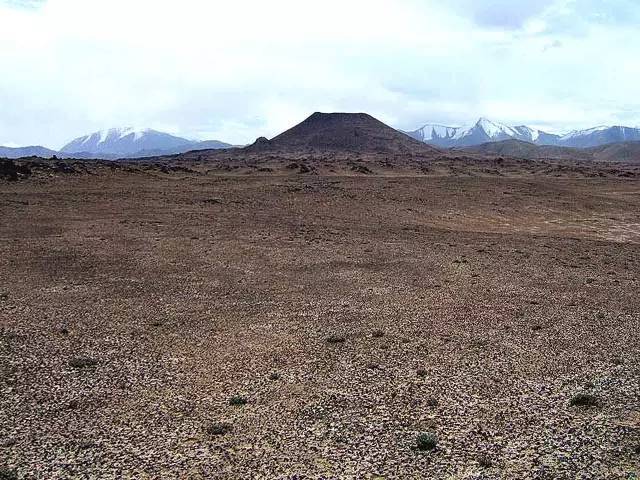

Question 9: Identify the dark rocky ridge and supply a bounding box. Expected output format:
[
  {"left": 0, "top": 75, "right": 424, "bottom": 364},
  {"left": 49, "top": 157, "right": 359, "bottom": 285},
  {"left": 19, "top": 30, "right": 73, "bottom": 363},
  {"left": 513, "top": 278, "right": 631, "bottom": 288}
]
[{"left": 461, "top": 139, "right": 640, "bottom": 164}]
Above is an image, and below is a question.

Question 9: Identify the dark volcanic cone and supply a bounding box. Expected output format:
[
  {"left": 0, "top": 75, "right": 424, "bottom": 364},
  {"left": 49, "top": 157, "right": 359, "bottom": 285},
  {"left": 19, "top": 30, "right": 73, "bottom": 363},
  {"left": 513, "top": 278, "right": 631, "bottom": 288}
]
[{"left": 246, "top": 112, "right": 441, "bottom": 155}]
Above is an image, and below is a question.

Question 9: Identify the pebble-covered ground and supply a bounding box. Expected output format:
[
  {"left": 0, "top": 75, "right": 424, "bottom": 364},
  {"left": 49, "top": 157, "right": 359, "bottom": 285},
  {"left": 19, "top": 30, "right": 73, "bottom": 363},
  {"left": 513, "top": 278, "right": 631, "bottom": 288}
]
[{"left": 1, "top": 170, "right": 639, "bottom": 479}]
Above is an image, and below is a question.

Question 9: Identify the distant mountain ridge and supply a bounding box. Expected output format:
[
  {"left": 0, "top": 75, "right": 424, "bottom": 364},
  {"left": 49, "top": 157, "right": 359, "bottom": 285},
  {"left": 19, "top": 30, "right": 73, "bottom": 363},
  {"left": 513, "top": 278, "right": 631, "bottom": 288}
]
[
  {"left": 60, "top": 127, "right": 231, "bottom": 158},
  {"left": 0, "top": 145, "right": 59, "bottom": 159},
  {"left": 1, "top": 128, "right": 232, "bottom": 160},
  {"left": 461, "top": 138, "right": 640, "bottom": 164},
  {"left": 3, "top": 118, "right": 640, "bottom": 160},
  {"left": 405, "top": 118, "right": 640, "bottom": 148}
]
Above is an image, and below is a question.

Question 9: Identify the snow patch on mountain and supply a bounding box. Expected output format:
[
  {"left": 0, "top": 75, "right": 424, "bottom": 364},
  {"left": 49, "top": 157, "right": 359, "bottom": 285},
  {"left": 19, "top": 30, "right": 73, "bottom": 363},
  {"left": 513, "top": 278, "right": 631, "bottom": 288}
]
[
  {"left": 60, "top": 127, "right": 232, "bottom": 158},
  {"left": 408, "top": 118, "right": 640, "bottom": 149},
  {"left": 476, "top": 118, "right": 518, "bottom": 139},
  {"left": 413, "top": 124, "right": 468, "bottom": 142},
  {"left": 560, "top": 126, "right": 610, "bottom": 141}
]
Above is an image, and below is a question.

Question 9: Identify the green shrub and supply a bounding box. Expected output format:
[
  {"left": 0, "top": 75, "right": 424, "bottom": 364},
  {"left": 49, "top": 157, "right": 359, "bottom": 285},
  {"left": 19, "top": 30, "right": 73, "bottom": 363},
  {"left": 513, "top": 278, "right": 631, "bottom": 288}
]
[
  {"left": 416, "top": 432, "right": 438, "bottom": 451},
  {"left": 570, "top": 393, "right": 598, "bottom": 407},
  {"left": 229, "top": 396, "right": 248, "bottom": 406}
]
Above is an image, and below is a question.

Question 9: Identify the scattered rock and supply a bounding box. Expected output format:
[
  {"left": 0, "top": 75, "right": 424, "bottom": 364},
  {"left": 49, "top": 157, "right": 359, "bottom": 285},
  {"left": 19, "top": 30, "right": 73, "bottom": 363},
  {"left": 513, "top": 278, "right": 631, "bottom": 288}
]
[
  {"left": 351, "top": 164, "right": 373, "bottom": 174},
  {"left": 0, "top": 439, "right": 16, "bottom": 448},
  {"left": 0, "top": 467, "right": 18, "bottom": 480},
  {"left": 0, "top": 159, "right": 31, "bottom": 181}
]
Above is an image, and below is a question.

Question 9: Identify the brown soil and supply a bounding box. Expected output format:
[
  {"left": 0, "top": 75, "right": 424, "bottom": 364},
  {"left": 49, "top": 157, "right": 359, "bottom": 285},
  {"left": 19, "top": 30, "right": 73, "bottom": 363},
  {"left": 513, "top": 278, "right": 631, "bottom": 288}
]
[{"left": 1, "top": 163, "right": 639, "bottom": 479}]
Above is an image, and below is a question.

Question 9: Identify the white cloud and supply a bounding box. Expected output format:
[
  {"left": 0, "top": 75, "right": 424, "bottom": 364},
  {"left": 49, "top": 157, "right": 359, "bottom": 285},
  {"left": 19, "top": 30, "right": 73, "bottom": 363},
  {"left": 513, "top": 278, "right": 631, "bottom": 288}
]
[{"left": 0, "top": 0, "right": 638, "bottom": 148}]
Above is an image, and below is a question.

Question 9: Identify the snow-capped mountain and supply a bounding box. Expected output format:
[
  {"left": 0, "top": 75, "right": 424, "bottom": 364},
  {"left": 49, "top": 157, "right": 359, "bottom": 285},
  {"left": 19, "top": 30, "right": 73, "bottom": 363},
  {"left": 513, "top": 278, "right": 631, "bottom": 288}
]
[
  {"left": 558, "top": 126, "right": 640, "bottom": 148},
  {"left": 405, "top": 118, "right": 640, "bottom": 149},
  {"left": 408, "top": 124, "right": 467, "bottom": 144},
  {"left": 60, "top": 127, "right": 231, "bottom": 158},
  {"left": 405, "top": 118, "right": 561, "bottom": 148}
]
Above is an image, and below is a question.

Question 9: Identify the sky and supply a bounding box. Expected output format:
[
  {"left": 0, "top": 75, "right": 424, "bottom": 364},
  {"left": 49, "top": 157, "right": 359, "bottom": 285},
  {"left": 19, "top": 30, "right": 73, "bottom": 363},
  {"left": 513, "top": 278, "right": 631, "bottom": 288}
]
[{"left": 0, "top": 0, "right": 639, "bottom": 148}]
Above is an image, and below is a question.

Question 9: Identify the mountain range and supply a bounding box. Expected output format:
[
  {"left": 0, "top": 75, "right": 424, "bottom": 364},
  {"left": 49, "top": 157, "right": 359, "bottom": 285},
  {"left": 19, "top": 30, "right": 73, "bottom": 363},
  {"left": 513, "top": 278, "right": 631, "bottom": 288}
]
[
  {"left": 0, "top": 128, "right": 231, "bottom": 159},
  {"left": 405, "top": 118, "right": 640, "bottom": 149},
  {"left": 0, "top": 145, "right": 59, "bottom": 159},
  {"left": 3, "top": 118, "right": 640, "bottom": 160},
  {"left": 460, "top": 138, "right": 640, "bottom": 164}
]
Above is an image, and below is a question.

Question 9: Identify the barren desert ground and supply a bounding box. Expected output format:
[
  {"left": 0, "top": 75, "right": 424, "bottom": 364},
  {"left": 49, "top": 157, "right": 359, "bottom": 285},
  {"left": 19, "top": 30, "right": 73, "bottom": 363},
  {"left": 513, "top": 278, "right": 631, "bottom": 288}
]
[{"left": 1, "top": 167, "right": 640, "bottom": 479}]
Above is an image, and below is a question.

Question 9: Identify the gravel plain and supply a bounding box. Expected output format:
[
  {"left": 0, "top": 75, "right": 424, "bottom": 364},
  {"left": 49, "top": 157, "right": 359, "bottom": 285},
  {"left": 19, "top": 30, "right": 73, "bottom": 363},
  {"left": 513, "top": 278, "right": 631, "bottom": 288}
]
[{"left": 1, "top": 166, "right": 640, "bottom": 479}]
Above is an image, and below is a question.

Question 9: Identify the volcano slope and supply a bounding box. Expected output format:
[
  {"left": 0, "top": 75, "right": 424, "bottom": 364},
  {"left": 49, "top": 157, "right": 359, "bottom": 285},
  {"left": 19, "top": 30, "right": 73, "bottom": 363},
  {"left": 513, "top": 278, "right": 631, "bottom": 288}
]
[
  {"left": 174, "top": 112, "right": 443, "bottom": 172},
  {"left": 247, "top": 112, "right": 440, "bottom": 155},
  {"left": 1, "top": 142, "right": 640, "bottom": 478}
]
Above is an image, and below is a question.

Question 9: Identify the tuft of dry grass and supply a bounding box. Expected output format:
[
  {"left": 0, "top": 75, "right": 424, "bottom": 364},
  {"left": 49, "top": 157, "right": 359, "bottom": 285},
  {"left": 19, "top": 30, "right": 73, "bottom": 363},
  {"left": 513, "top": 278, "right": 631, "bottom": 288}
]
[
  {"left": 207, "top": 423, "right": 233, "bottom": 436},
  {"left": 326, "top": 335, "right": 346, "bottom": 344},
  {"left": 68, "top": 357, "right": 99, "bottom": 369}
]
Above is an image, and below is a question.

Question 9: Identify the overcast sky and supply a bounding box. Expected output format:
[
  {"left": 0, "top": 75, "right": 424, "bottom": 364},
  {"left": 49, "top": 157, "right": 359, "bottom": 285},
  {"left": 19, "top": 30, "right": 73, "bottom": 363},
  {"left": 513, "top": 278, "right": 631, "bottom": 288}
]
[{"left": 1, "top": 0, "right": 639, "bottom": 148}]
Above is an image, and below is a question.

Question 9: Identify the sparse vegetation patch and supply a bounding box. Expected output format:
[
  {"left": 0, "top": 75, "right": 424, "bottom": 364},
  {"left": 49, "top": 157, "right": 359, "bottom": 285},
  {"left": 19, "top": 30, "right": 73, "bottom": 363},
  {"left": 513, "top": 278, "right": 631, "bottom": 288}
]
[
  {"left": 569, "top": 393, "right": 598, "bottom": 407},
  {"left": 229, "top": 395, "right": 248, "bottom": 406},
  {"left": 426, "top": 397, "right": 439, "bottom": 407},
  {"left": 68, "top": 357, "right": 99, "bottom": 369},
  {"left": 326, "top": 335, "right": 346, "bottom": 344},
  {"left": 207, "top": 422, "right": 233, "bottom": 436},
  {"left": 416, "top": 432, "right": 438, "bottom": 451}
]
